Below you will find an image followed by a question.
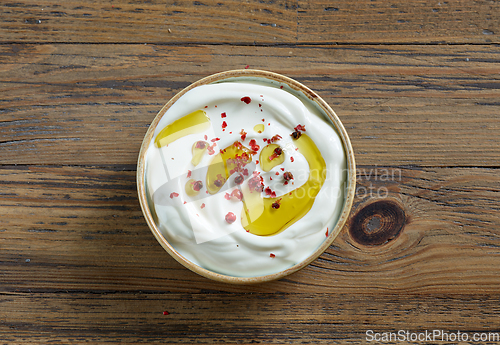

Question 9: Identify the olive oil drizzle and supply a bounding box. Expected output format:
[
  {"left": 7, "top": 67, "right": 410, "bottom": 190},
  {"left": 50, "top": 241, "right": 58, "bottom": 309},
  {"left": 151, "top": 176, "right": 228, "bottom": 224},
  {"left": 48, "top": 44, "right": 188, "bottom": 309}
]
[
  {"left": 153, "top": 109, "right": 327, "bottom": 238},
  {"left": 154, "top": 110, "right": 211, "bottom": 148},
  {"left": 206, "top": 142, "right": 253, "bottom": 194},
  {"left": 241, "top": 134, "right": 326, "bottom": 236}
]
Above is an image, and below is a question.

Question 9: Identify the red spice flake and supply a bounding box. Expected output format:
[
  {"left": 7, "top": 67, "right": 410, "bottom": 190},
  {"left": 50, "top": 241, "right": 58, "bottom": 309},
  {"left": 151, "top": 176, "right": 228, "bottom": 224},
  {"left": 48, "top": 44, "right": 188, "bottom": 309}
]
[
  {"left": 280, "top": 85, "right": 284, "bottom": 89},
  {"left": 270, "top": 253, "right": 276, "bottom": 258},
  {"left": 242, "top": 168, "right": 249, "bottom": 176},
  {"left": 275, "top": 172, "right": 279, "bottom": 176},
  {"left": 207, "top": 143, "right": 217, "bottom": 155},
  {"left": 222, "top": 121, "right": 228, "bottom": 129},
  {"left": 291, "top": 130, "right": 301, "bottom": 140},
  {"left": 211, "top": 137, "right": 220, "bottom": 142},
  {"left": 224, "top": 193, "right": 231, "bottom": 200},
  {"left": 201, "top": 203, "right": 205, "bottom": 209},
  {"left": 195, "top": 141, "right": 206, "bottom": 149},
  {"left": 290, "top": 157, "right": 294, "bottom": 162},
  {"left": 225, "top": 212, "right": 236, "bottom": 224},
  {"left": 326, "top": 227, "right": 329, "bottom": 237},
  {"left": 283, "top": 171, "right": 294, "bottom": 181},
  {"left": 259, "top": 103, "right": 262, "bottom": 107},
  {"left": 204, "top": 106, "right": 208, "bottom": 108},
  {"left": 231, "top": 189, "right": 243, "bottom": 201},
  {"left": 240, "top": 129, "right": 247, "bottom": 141},
  {"left": 294, "top": 124, "right": 306, "bottom": 132},
  {"left": 234, "top": 174, "right": 244, "bottom": 185},
  {"left": 187, "top": 170, "right": 192, "bottom": 178},
  {"left": 163, "top": 311, "right": 170, "bottom": 315},
  {"left": 248, "top": 174, "right": 264, "bottom": 192},
  {"left": 169, "top": 192, "right": 179, "bottom": 199},
  {"left": 233, "top": 141, "right": 243, "bottom": 150},
  {"left": 271, "top": 198, "right": 282, "bottom": 209},
  {"left": 281, "top": 168, "right": 285, "bottom": 171},
  {"left": 264, "top": 187, "right": 276, "bottom": 198},
  {"left": 183, "top": 201, "right": 187, "bottom": 204},
  {"left": 262, "top": 118, "right": 265, "bottom": 122},
  {"left": 249, "top": 139, "right": 260, "bottom": 152},
  {"left": 256, "top": 160, "right": 259, "bottom": 164},
  {"left": 192, "top": 180, "right": 203, "bottom": 191},
  {"left": 221, "top": 112, "right": 227, "bottom": 118},
  {"left": 204, "top": 135, "right": 208, "bottom": 140},
  {"left": 245, "top": 65, "right": 250, "bottom": 69},
  {"left": 269, "top": 147, "right": 282, "bottom": 161},
  {"left": 268, "top": 123, "right": 271, "bottom": 126},
  {"left": 241, "top": 96, "right": 251, "bottom": 104}
]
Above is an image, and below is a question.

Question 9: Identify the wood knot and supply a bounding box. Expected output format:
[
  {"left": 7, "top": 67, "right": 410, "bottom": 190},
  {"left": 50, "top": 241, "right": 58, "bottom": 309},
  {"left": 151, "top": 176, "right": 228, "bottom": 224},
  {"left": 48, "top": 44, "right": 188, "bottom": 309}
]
[{"left": 349, "top": 200, "right": 405, "bottom": 246}]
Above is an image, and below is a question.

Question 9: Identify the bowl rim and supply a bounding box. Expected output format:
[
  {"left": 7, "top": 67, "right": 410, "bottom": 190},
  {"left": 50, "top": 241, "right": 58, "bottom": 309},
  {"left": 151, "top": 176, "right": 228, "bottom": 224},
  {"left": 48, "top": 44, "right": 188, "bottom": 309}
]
[{"left": 137, "top": 69, "right": 356, "bottom": 284}]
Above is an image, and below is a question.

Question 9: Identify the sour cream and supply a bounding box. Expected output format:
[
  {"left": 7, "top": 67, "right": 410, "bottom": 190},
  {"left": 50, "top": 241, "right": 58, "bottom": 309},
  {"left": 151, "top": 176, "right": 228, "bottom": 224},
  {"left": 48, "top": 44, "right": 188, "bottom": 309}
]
[{"left": 144, "top": 80, "right": 346, "bottom": 277}]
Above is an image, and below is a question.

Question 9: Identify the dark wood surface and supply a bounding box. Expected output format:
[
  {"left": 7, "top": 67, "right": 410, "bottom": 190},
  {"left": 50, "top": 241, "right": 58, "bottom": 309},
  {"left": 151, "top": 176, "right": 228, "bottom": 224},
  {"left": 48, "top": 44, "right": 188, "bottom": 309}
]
[{"left": 1, "top": 1, "right": 500, "bottom": 344}]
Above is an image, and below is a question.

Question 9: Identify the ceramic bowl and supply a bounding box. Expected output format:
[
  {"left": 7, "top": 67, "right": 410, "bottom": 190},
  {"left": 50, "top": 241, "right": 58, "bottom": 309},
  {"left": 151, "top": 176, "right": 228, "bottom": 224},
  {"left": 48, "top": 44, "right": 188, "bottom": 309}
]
[{"left": 137, "top": 69, "right": 356, "bottom": 284}]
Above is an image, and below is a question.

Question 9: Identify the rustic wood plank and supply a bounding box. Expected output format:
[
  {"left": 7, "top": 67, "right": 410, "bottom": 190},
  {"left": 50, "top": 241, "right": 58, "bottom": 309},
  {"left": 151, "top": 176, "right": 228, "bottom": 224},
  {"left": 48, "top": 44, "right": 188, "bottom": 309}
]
[
  {"left": 2, "top": 291, "right": 500, "bottom": 344},
  {"left": 1, "top": 44, "right": 499, "bottom": 167},
  {"left": 1, "top": 0, "right": 499, "bottom": 44},
  {"left": 1, "top": 165, "right": 499, "bottom": 294},
  {"left": 297, "top": 0, "right": 500, "bottom": 44},
  {"left": 1, "top": 0, "right": 299, "bottom": 44}
]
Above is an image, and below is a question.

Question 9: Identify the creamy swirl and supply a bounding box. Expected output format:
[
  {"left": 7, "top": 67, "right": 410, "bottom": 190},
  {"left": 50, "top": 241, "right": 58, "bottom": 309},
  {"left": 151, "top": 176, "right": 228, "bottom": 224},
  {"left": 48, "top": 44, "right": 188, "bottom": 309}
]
[{"left": 145, "top": 80, "right": 346, "bottom": 277}]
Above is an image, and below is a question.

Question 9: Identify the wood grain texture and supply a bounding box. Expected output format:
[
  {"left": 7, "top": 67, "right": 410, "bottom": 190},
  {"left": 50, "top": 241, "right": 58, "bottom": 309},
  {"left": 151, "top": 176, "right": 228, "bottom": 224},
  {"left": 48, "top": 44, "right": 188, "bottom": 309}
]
[
  {"left": 2, "top": 0, "right": 500, "bottom": 343},
  {"left": 1, "top": 44, "right": 499, "bottom": 166},
  {"left": 1, "top": 0, "right": 499, "bottom": 44},
  {"left": 298, "top": 0, "right": 500, "bottom": 44},
  {"left": 2, "top": 165, "right": 499, "bottom": 295},
  {"left": 2, "top": 292, "right": 500, "bottom": 344}
]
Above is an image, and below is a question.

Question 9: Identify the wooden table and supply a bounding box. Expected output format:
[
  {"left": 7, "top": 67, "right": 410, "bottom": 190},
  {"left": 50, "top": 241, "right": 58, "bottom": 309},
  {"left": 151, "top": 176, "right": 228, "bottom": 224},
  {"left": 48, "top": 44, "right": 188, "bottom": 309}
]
[{"left": 2, "top": 1, "right": 500, "bottom": 343}]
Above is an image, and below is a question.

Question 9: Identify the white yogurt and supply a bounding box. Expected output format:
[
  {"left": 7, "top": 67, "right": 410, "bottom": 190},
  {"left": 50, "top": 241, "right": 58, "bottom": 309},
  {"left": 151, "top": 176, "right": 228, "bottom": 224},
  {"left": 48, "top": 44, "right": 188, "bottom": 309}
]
[{"left": 145, "top": 80, "right": 346, "bottom": 277}]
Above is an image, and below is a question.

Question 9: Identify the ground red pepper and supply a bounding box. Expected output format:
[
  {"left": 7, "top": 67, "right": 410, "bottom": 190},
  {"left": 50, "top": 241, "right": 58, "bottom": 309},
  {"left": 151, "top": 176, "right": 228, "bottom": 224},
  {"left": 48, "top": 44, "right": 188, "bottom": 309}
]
[
  {"left": 241, "top": 96, "right": 251, "bottom": 104},
  {"left": 192, "top": 180, "right": 203, "bottom": 191},
  {"left": 225, "top": 212, "right": 236, "bottom": 224},
  {"left": 234, "top": 174, "right": 244, "bottom": 185},
  {"left": 231, "top": 189, "right": 243, "bottom": 201}
]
